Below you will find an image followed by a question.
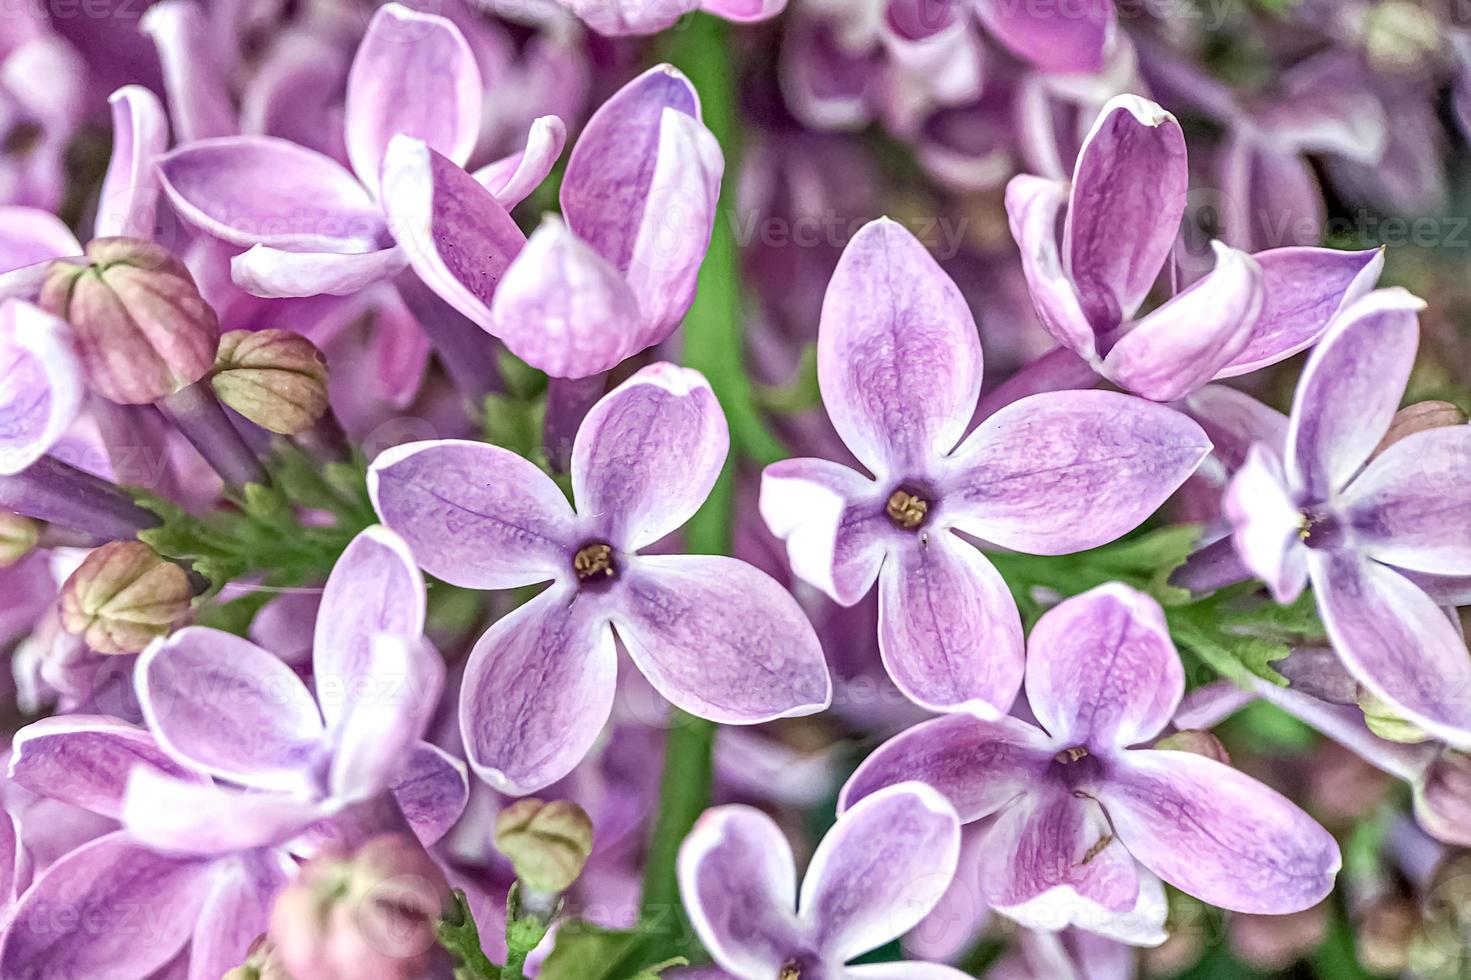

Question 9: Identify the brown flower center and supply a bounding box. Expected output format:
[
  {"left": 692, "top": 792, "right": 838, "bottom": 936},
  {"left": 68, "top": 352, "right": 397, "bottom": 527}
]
[
  {"left": 885, "top": 489, "right": 929, "bottom": 530},
  {"left": 1054, "top": 745, "right": 1089, "bottom": 765},
  {"left": 778, "top": 960, "right": 802, "bottom": 980},
  {"left": 573, "top": 543, "right": 617, "bottom": 582}
]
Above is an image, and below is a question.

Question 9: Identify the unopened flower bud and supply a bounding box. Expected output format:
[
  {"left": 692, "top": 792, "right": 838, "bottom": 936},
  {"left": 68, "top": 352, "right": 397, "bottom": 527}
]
[
  {"left": 211, "top": 329, "right": 329, "bottom": 435},
  {"left": 1415, "top": 749, "right": 1471, "bottom": 847},
  {"left": 1358, "top": 896, "right": 1417, "bottom": 975},
  {"left": 39, "top": 237, "right": 218, "bottom": 405},
  {"left": 1410, "top": 853, "right": 1471, "bottom": 979},
  {"left": 1358, "top": 688, "right": 1433, "bottom": 744},
  {"left": 0, "top": 512, "right": 38, "bottom": 566},
  {"left": 494, "top": 799, "right": 594, "bottom": 894},
  {"left": 58, "top": 540, "right": 192, "bottom": 654},
  {"left": 1153, "top": 729, "right": 1230, "bottom": 764},
  {"left": 270, "top": 833, "right": 451, "bottom": 980},
  {"left": 1372, "top": 401, "right": 1467, "bottom": 459},
  {"left": 1360, "top": 1, "right": 1442, "bottom": 73},
  {"left": 224, "top": 937, "right": 293, "bottom": 980}
]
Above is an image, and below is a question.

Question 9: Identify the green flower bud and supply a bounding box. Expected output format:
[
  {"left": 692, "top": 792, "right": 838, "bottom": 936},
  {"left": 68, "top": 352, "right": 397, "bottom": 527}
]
[
  {"left": 0, "top": 512, "right": 38, "bottom": 566},
  {"left": 494, "top": 799, "right": 594, "bottom": 893},
  {"left": 211, "top": 329, "right": 329, "bottom": 435},
  {"left": 1358, "top": 688, "right": 1433, "bottom": 744},
  {"left": 59, "top": 540, "right": 192, "bottom": 654},
  {"left": 40, "top": 237, "right": 218, "bottom": 405}
]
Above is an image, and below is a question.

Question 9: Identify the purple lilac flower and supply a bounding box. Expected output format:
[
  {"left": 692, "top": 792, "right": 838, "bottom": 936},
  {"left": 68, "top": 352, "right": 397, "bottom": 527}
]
[
  {"left": 678, "top": 781, "right": 969, "bottom": 979},
  {"left": 551, "top": 0, "right": 786, "bottom": 36},
  {"left": 370, "top": 363, "right": 832, "bottom": 794},
  {"left": 760, "top": 216, "right": 1210, "bottom": 717},
  {"left": 1223, "top": 288, "right": 1471, "bottom": 748},
  {"left": 841, "top": 584, "right": 1341, "bottom": 940},
  {"left": 1007, "top": 93, "right": 1384, "bottom": 402}
]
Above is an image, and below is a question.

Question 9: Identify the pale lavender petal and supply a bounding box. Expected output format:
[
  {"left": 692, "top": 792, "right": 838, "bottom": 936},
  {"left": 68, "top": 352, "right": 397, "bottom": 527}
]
[
  {"left": 379, "top": 136, "right": 526, "bottom": 329},
  {"left": 614, "top": 554, "right": 832, "bottom": 723},
  {"left": 977, "top": 794, "right": 1141, "bottom": 925},
  {"left": 759, "top": 457, "right": 886, "bottom": 605},
  {"left": 881, "top": 0, "right": 983, "bottom": 106},
  {"left": 0, "top": 206, "right": 79, "bottom": 276},
  {"left": 140, "top": 0, "right": 236, "bottom": 142},
  {"left": 137, "top": 627, "right": 324, "bottom": 791},
  {"left": 460, "top": 587, "right": 617, "bottom": 794},
  {"left": 571, "top": 363, "right": 728, "bottom": 550},
  {"left": 847, "top": 963, "right": 984, "bottom": 979},
  {"left": 678, "top": 805, "right": 800, "bottom": 977},
  {"left": 1025, "top": 584, "right": 1183, "bottom": 750},
  {"left": 946, "top": 391, "right": 1210, "bottom": 554},
  {"left": 158, "top": 137, "right": 383, "bottom": 251},
  {"left": 801, "top": 782, "right": 960, "bottom": 962},
  {"left": 876, "top": 534, "right": 1023, "bottom": 717},
  {"left": 702, "top": 0, "right": 785, "bottom": 18},
  {"left": 818, "top": 217, "right": 982, "bottom": 476},
  {"left": 0, "top": 299, "right": 83, "bottom": 476},
  {"left": 8, "top": 715, "right": 206, "bottom": 820},
  {"left": 231, "top": 244, "right": 408, "bottom": 299},
  {"left": 96, "top": 85, "right": 169, "bottom": 239},
  {"left": 188, "top": 851, "right": 292, "bottom": 980},
  {"left": 1006, "top": 176, "right": 1099, "bottom": 360},
  {"left": 389, "top": 742, "right": 469, "bottom": 846},
  {"left": 313, "top": 525, "right": 427, "bottom": 726},
  {"left": 1063, "top": 96, "right": 1187, "bottom": 330},
  {"left": 0, "top": 833, "right": 212, "bottom": 980},
  {"left": 1287, "top": 288, "right": 1424, "bottom": 501},
  {"left": 1342, "top": 426, "right": 1471, "bottom": 575},
  {"left": 121, "top": 769, "right": 328, "bottom": 856},
  {"left": 488, "top": 216, "right": 645, "bottom": 378},
  {"left": 560, "top": 0, "right": 698, "bottom": 35},
  {"left": 1223, "top": 444, "right": 1308, "bottom": 603},
  {"left": 1214, "top": 246, "right": 1384, "bottom": 378},
  {"left": 472, "top": 115, "right": 567, "bottom": 209},
  {"left": 1309, "top": 551, "right": 1471, "bottom": 748},
  {"left": 345, "top": 3, "right": 481, "bottom": 196},
  {"left": 1184, "top": 385, "right": 1288, "bottom": 473},
  {"left": 328, "top": 635, "right": 444, "bottom": 802},
  {"left": 368, "top": 438, "right": 576, "bottom": 589},
  {"left": 1100, "top": 243, "right": 1264, "bottom": 402},
  {"left": 839, "top": 713, "right": 1053, "bottom": 820},
  {"left": 1101, "top": 749, "right": 1340, "bottom": 913},
  {"left": 976, "top": 0, "right": 1115, "bottom": 73}
]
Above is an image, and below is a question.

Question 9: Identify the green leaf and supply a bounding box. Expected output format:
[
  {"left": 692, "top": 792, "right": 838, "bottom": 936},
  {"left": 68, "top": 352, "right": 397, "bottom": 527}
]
[
  {"left": 536, "top": 923, "right": 652, "bottom": 980},
  {"left": 753, "top": 344, "right": 820, "bottom": 414},
  {"left": 1167, "top": 600, "right": 1292, "bottom": 687},
  {"left": 437, "top": 890, "right": 502, "bottom": 980},
  {"left": 483, "top": 393, "right": 546, "bottom": 462}
]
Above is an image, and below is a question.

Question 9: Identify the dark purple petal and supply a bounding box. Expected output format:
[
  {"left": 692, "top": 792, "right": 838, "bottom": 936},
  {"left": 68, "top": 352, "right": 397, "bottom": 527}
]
[
  {"left": 389, "top": 742, "right": 469, "bottom": 847},
  {"left": 975, "top": 0, "right": 1114, "bottom": 73}
]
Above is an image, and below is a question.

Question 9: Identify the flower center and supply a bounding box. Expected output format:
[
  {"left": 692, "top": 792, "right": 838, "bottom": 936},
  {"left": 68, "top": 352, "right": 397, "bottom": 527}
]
[
  {"left": 1054, "top": 745, "right": 1089, "bottom": 765},
  {"left": 885, "top": 489, "right": 929, "bottom": 530},
  {"left": 573, "top": 542, "right": 617, "bottom": 582},
  {"left": 1299, "top": 509, "right": 1345, "bottom": 551},
  {"left": 778, "top": 962, "right": 801, "bottom": 980}
]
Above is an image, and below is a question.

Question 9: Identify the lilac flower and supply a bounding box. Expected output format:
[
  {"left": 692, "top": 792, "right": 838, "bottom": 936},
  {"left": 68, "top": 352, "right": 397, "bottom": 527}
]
[
  {"left": 1222, "top": 288, "right": 1471, "bottom": 748},
  {"left": 370, "top": 363, "right": 832, "bottom": 794},
  {"left": 678, "top": 781, "right": 970, "bottom": 979},
  {"left": 842, "top": 584, "right": 1341, "bottom": 940},
  {"left": 1007, "top": 94, "right": 1384, "bottom": 402},
  {"left": 760, "top": 217, "right": 1209, "bottom": 717},
  {"left": 549, "top": 0, "right": 786, "bottom": 37},
  {"left": 0, "top": 298, "right": 82, "bottom": 476}
]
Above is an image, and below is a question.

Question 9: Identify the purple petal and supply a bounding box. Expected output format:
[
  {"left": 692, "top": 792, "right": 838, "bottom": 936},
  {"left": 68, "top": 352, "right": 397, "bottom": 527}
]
[
  {"left": 615, "top": 554, "right": 831, "bottom": 722},
  {"left": 1025, "top": 584, "right": 1183, "bottom": 750},
  {"left": 96, "top": 85, "right": 169, "bottom": 239},
  {"left": 158, "top": 137, "right": 383, "bottom": 251},
  {"left": 1184, "top": 385, "right": 1288, "bottom": 473},
  {"left": 1100, "top": 243, "right": 1264, "bottom": 402},
  {"left": 368, "top": 439, "right": 576, "bottom": 589},
  {"left": 379, "top": 136, "right": 527, "bottom": 329},
  {"left": 759, "top": 457, "right": 886, "bottom": 605},
  {"left": 0, "top": 299, "right": 84, "bottom": 476},
  {"left": 1214, "top": 246, "right": 1384, "bottom": 378},
  {"left": 137, "top": 627, "right": 324, "bottom": 790},
  {"left": 188, "top": 851, "right": 291, "bottom": 980},
  {"left": 945, "top": 390, "right": 1210, "bottom": 554},
  {"left": 571, "top": 363, "right": 728, "bottom": 550},
  {"left": 975, "top": 0, "right": 1114, "bottom": 73},
  {"left": 0, "top": 833, "right": 212, "bottom": 980},
  {"left": 389, "top": 742, "right": 469, "bottom": 847},
  {"left": 560, "top": 0, "right": 699, "bottom": 34},
  {"left": 459, "top": 587, "right": 617, "bottom": 794},
  {"left": 121, "top": 769, "right": 327, "bottom": 856},
  {"left": 1006, "top": 176, "right": 1099, "bottom": 360},
  {"left": 801, "top": 782, "right": 960, "bottom": 962},
  {"left": 231, "top": 244, "right": 408, "bottom": 299},
  {"left": 140, "top": 0, "right": 236, "bottom": 142},
  {"left": 1287, "top": 288, "right": 1423, "bottom": 501},
  {"left": 1101, "top": 749, "right": 1340, "bottom": 913},
  {"left": 1342, "top": 427, "right": 1471, "bottom": 576},
  {"left": 701, "top": 0, "right": 785, "bottom": 19},
  {"left": 678, "top": 805, "right": 800, "bottom": 977},
  {"left": 1223, "top": 445, "right": 1308, "bottom": 604},
  {"left": 9, "top": 715, "right": 206, "bottom": 820},
  {"left": 876, "top": 534, "right": 1023, "bottom": 717},
  {"left": 488, "top": 217, "right": 645, "bottom": 378},
  {"left": 314, "top": 525, "right": 427, "bottom": 726},
  {"left": 0, "top": 206, "right": 80, "bottom": 282},
  {"left": 345, "top": 3, "right": 481, "bottom": 196},
  {"left": 472, "top": 115, "right": 567, "bottom": 210},
  {"left": 1063, "top": 96, "right": 1187, "bottom": 331},
  {"left": 817, "top": 217, "right": 982, "bottom": 476},
  {"left": 839, "top": 713, "right": 1053, "bottom": 821},
  {"left": 328, "top": 635, "right": 444, "bottom": 802},
  {"left": 1310, "top": 550, "right": 1471, "bottom": 748},
  {"left": 847, "top": 964, "right": 983, "bottom": 980}
]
